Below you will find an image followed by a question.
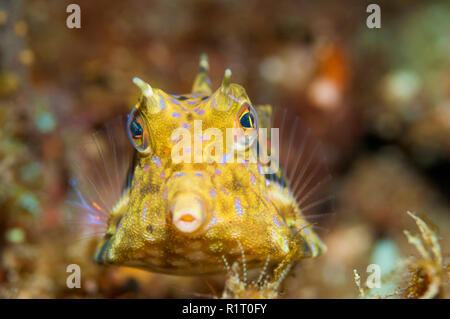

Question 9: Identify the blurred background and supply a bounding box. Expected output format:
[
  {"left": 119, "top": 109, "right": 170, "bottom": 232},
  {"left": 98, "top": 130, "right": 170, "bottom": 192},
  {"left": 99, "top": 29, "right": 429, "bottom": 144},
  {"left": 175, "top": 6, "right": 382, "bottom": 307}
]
[{"left": 0, "top": 0, "right": 449, "bottom": 298}]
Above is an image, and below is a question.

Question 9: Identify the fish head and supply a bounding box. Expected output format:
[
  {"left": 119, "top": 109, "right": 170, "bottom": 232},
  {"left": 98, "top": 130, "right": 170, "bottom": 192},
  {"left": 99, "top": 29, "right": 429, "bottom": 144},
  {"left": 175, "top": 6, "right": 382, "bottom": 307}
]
[
  {"left": 89, "top": 56, "right": 330, "bottom": 275},
  {"left": 94, "top": 66, "right": 291, "bottom": 275}
]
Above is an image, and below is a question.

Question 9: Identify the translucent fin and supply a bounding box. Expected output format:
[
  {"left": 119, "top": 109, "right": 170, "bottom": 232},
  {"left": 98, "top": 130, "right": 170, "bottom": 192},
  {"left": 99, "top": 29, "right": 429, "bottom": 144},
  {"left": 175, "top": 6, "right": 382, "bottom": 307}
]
[
  {"left": 256, "top": 104, "right": 335, "bottom": 229},
  {"left": 65, "top": 116, "right": 134, "bottom": 239}
]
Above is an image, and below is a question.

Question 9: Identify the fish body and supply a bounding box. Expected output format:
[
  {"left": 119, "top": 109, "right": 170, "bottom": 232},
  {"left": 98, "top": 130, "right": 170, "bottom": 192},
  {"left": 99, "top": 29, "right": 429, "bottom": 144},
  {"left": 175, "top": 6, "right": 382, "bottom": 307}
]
[{"left": 70, "top": 55, "right": 330, "bottom": 276}]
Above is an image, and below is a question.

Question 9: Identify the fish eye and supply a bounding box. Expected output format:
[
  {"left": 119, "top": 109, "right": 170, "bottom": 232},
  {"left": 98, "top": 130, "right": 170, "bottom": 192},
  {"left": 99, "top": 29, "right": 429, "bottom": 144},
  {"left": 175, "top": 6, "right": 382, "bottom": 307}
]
[
  {"left": 234, "top": 103, "right": 259, "bottom": 151},
  {"left": 127, "top": 107, "right": 151, "bottom": 154}
]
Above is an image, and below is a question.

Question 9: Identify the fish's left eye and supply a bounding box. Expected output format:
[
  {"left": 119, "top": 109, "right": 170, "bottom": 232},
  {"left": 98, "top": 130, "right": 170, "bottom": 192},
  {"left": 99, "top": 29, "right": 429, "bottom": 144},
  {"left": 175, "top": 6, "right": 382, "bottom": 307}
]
[
  {"left": 127, "top": 107, "right": 151, "bottom": 154},
  {"left": 237, "top": 103, "right": 258, "bottom": 131},
  {"left": 130, "top": 120, "right": 143, "bottom": 138},
  {"left": 239, "top": 111, "right": 255, "bottom": 129}
]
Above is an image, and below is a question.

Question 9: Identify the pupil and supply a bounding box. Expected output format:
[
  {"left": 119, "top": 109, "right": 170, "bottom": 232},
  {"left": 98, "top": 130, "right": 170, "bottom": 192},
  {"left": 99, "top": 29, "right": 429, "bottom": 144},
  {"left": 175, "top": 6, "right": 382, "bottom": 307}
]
[
  {"left": 240, "top": 113, "right": 252, "bottom": 128},
  {"left": 131, "top": 119, "right": 143, "bottom": 138}
]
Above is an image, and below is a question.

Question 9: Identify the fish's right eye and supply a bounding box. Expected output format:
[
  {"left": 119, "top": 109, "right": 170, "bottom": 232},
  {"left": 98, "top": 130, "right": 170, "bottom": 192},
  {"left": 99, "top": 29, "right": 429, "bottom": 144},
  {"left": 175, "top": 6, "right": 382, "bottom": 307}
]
[{"left": 127, "top": 107, "right": 151, "bottom": 154}]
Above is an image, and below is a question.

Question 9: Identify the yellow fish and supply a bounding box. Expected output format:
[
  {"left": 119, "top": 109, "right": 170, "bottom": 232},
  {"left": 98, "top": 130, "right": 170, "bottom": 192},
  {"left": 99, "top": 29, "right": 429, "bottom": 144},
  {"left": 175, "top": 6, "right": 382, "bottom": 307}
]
[{"left": 68, "top": 54, "right": 332, "bottom": 277}]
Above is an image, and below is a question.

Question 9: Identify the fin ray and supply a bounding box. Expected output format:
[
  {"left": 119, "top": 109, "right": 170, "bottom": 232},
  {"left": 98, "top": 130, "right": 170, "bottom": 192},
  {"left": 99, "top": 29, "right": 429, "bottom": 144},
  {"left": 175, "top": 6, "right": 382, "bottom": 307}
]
[
  {"left": 258, "top": 105, "right": 335, "bottom": 230},
  {"left": 66, "top": 115, "right": 134, "bottom": 238},
  {"left": 192, "top": 53, "right": 212, "bottom": 94}
]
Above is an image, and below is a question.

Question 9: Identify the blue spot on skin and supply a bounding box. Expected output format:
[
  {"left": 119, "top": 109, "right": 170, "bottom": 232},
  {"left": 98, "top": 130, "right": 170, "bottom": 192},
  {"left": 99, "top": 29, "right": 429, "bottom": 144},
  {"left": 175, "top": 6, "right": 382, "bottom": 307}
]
[
  {"left": 152, "top": 156, "right": 162, "bottom": 168},
  {"left": 172, "top": 112, "right": 181, "bottom": 118},
  {"left": 234, "top": 198, "right": 243, "bottom": 216},
  {"left": 158, "top": 94, "right": 166, "bottom": 110},
  {"left": 160, "top": 172, "right": 165, "bottom": 179},
  {"left": 257, "top": 163, "right": 264, "bottom": 175},
  {"left": 195, "top": 172, "right": 204, "bottom": 178},
  {"left": 197, "top": 109, "right": 205, "bottom": 115},
  {"left": 220, "top": 152, "right": 233, "bottom": 164},
  {"left": 209, "top": 216, "right": 217, "bottom": 226},
  {"left": 209, "top": 189, "right": 216, "bottom": 197},
  {"left": 192, "top": 93, "right": 200, "bottom": 98},
  {"left": 250, "top": 174, "right": 256, "bottom": 185},
  {"left": 194, "top": 107, "right": 199, "bottom": 113},
  {"left": 215, "top": 169, "right": 221, "bottom": 175},
  {"left": 141, "top": 207, "right": 149, "bottom": 223},
  {"left": 171, "top": 99, "right": 180, "bottom": 105},
  {"left": 227, "top": 94, "right": 242, "bottom": 104},
  {"left": 187, "top": 100, "right": 197, "bottom": 105},
  {"left": 182, "top": 123, "right": 189, "bottom": 128},
  {"left": 273, "top": 216, "right": 280, "bottom": 228},
  {"left": 174, "top": 172, "right": 185, "bottom": 177}
]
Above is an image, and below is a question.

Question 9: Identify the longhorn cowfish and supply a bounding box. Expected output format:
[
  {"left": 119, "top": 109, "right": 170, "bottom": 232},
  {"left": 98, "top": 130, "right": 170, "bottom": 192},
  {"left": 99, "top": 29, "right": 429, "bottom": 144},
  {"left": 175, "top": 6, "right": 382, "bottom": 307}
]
[{"left": 67, "top": 54, "right": 332, "bottom": 276}]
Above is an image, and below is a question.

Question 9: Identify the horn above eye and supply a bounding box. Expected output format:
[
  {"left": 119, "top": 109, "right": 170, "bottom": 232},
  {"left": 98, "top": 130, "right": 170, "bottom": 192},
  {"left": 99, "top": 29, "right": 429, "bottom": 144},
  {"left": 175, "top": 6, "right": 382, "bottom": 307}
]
[{"left": 132, "top": 77, "right": 161, "bottom": 114}]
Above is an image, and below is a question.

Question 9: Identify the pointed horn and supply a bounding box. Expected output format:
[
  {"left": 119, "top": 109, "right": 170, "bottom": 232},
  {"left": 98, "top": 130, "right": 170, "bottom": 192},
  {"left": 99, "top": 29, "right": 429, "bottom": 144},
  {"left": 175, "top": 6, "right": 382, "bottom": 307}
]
[
  {"left": 199, "top": 53, "right": 209, "bottom": 71},
  {"left": 132, "top": 77, "right": 160, "bottom": 113},
  {"left": 210, "top": 68, "right": 234, "bottom": 111},
  {"left": 192, "top": 53, "right": 212, "bottom": 94},
  {"left": 221, "top": 69, "right": 232, "bottom": 93}
]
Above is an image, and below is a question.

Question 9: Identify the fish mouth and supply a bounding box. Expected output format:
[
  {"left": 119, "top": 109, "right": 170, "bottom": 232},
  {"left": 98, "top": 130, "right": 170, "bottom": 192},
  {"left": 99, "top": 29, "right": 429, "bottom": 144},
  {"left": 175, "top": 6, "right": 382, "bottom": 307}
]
[{"left": 170, "top": 192, "right": 207, "bottom": 234}]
